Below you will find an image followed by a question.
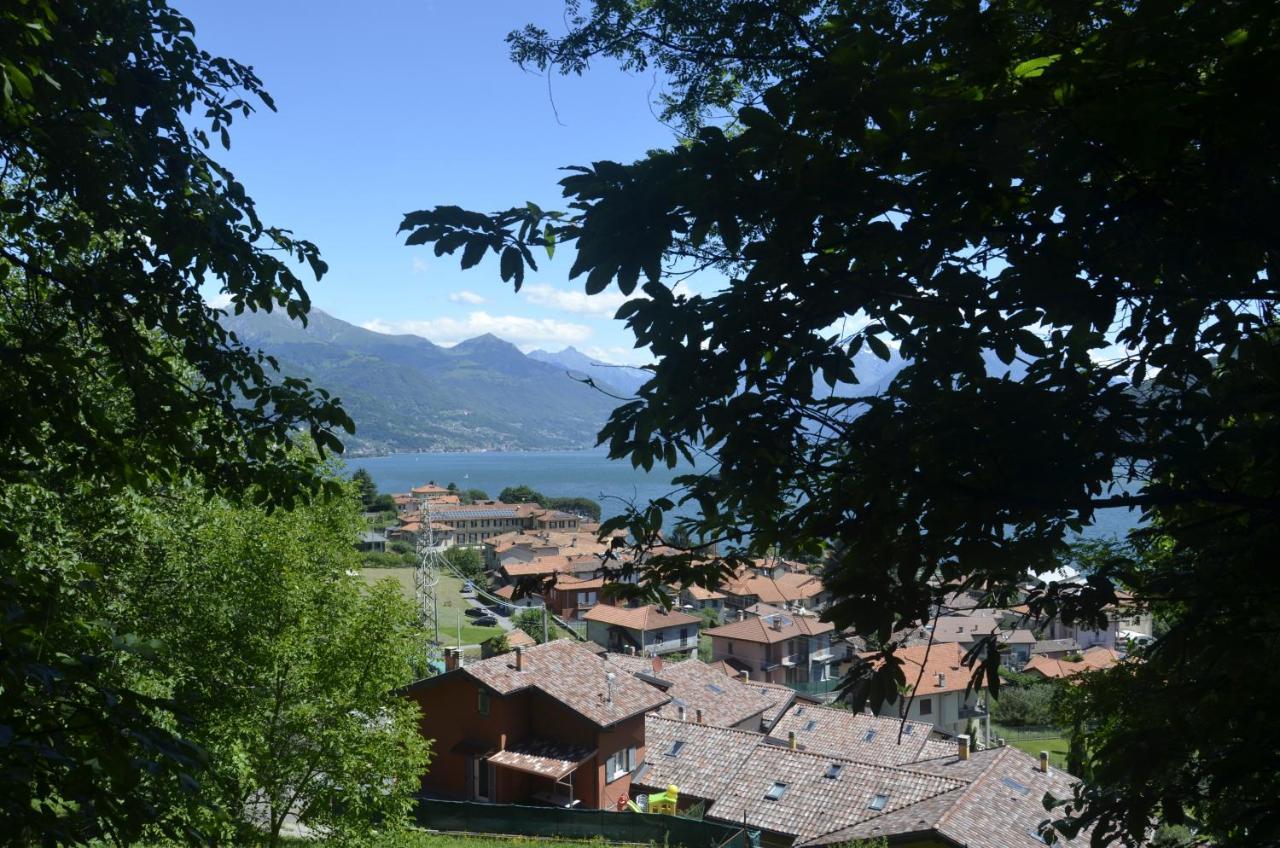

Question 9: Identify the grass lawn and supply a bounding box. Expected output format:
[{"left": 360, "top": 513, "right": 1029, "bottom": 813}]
[
  {"left": 360, "top": 567, "right": 504, "bottom": 647},
  {"left": 999, "top": 732, "right": 1071, "bottom": 769}
]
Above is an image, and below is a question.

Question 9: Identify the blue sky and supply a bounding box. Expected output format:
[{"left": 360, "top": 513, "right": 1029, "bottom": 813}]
[{"left": 185, "top": 1, "right": 681, "bottom": 364}]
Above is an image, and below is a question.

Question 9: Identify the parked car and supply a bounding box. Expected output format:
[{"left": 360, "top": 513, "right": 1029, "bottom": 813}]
[
  {"left": 464, "top": 606, "right": 488, "bottom": 619},
  {"left": 460, "top": 581, "right": 476, "bottom": 597},
  {"left": 472, "top": 615, "right": 499, "bottom": 627}
]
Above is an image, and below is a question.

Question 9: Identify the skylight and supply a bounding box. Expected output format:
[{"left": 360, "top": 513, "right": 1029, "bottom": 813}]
[
  {"left": 667, "top": 740, "right": 686, "bottom": 757},
  {"left": 903, "top": 724, "right": 914, "bottom": 735},
  {"left": 824, "top": 763, "right": 843, "bottom": 780},
  {"left": 864, "top": 729, "right": 877, "bottom": 742},
  {"left": 804, "top": 720, "right": 817, "bottom": 732},
  {"left": 706, "top": 683, "right": 725, "bottom": 695},
  {"left": 765, "top": 782, "right": 788, "bottom": 801},
  {"left": 868, "top": 793, "right": 889, "bottom": 811},
  {"left": 1002, "top": 777, "right": 1031, "bottom": 796}
]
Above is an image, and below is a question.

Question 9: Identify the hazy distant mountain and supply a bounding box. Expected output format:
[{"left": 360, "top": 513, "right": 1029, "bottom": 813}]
[
  {"left": 526, "top": 346, "right": 650, "bottom": 396},
  {"left": 221, "top": 310, "right": 626, "bottom": 454}
]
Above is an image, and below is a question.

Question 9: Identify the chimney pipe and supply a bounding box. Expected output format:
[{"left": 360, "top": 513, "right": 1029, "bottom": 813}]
[
  {"left": 737, "top": 609, "right": 745, "bottom": 622},
  {"left": 444, "top": 648, "right": 458, "bottom": 672},
  {"left": 958, "top": 734, "right": 971, "bottom": 761},
  {"left": 677, "top": 705, "right": 687, "bottom": 721},
  {"left": 696, "top": 709, "right": 704, "bottom": 724},
  {"left": 788, "top": 731, "right": 797, "bottom": 751},
  {"left": 1039, "top": 751, "right": 1050, "bottom": 773},
  {"left": 515, "top": 646, "right": 524, "bottom": 671},
  {"left": 605, "top": 671, "right": 616, "bottom": 704},
  {"left": 652, "top": 655, "right": 664, "bottom": 675},
  {"left": 935, "top": 672, "right": 946, "bottom": 687},
  {"left": 739, "top": 669, "right": 750, "bottom": 683},
  {"left": 500, "top": 733, "right": 507, "bottom": 751}
]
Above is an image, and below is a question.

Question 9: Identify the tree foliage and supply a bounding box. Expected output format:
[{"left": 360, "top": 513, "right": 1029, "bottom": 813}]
[
  {"left": 119, "top": 482, "right": 431, "bottom": 846},
  {"left": 402, "top": 1, "right": 1280, "bottom": 843},
  {"left": 1, "top": 1, "right": 357, "bottom": 841}
]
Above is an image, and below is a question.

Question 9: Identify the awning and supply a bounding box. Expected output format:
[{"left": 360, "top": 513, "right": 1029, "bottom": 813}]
[{"left": 486, "top": 738, "right": 597, "bottom": 780}]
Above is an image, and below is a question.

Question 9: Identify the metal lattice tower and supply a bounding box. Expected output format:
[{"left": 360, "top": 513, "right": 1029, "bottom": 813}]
[{"left": 414, "top": 499, "right": 443, "bottom": 647}]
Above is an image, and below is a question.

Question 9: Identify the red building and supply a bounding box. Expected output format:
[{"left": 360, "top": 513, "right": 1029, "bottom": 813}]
[{"left": 403, "top": 640, "right": 668, "bottom": 809}]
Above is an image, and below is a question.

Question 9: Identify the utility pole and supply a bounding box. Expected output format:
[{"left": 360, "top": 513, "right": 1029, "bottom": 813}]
[
  {"left": 542, "top": 603, "right": 549, "bottom": 644},
  {"left": 414, "top": 499, "right": 443, "bottom": 655}
]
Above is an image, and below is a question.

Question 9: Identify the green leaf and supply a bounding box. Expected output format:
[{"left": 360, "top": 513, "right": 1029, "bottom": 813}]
[{"left": 1013, "top": 54, "right": 1061, "bottom": 79}]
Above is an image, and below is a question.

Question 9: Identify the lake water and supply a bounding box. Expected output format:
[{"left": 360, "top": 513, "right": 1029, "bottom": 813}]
[
  {"left": 348, "top": 449, "right": 1138, "bottom": 539},
  {"left": 347, "top": 449, "right": 697, "bottom": 524}
]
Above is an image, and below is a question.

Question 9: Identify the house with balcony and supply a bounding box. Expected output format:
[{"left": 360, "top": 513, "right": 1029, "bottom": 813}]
[
  {"left": 859, "top": 642, "right": 990, "bottom": 740},
  {"left": 547, "top": 574, "right": 605, "bottom": 621},
  {"left": 402, "top": 640, "right": 668, "bottom": 809},
  {"left": 584, "top": 604, "right": 701, "bottom": 656},
  {"left": 703, "top": 612, "right": 837, "bottom": 684}
]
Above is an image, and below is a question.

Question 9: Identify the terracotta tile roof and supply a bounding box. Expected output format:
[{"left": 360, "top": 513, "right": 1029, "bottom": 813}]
[
  {"left": 705, "top": 612, "right": 834, "bottom": 644},
  {"left": 551, "top": 574, "right": 606, "bottom": 591},
  {"left": 650, "top": 659, "right": 775, "bottom": 728},
  {"left": 802, "top": 747, "right": 1091, "bottom": 848},
  {"left": 634, "top": 715, "right": 767, "bottom": 802},
  {"left": 705, "top": 744, "right": 966, "bottom": 842},
  {"left": 683, "top": 584, "right": 726, "bottom": 601},
  {"left": 584, "top": 604, "right": 700, "bottom": 631},
  {"left": 745, "top": 681, "right": 799, "bottom": 728},
  {"left": 770, "top": 704, "right": 956, "bottom": 766},
  {"left": 600, "top": 652, "right": 659, "bottom": 675},
  {"left": 411, "top": 484, "right": 450, "bottom": 495},
  {"left": 1023, "top": 646, "right": 1120, "bottom": 679},
  {"left": 1000, "top": 628, "right": 1038, "bottom": 646},
  {"left": 722, "top": 568, "right": 827, "bottom": 604},
  {"left": 1032, "top": 638, "right": 1082, "bottom": 655},
  {"left": 930, "top": 615, "right": 1001, "bottom": 643},
  {"left": 501, "top": 555, "right": 576, "bottom": 579},
  {"left": 708, "top": 659, "right": 743, "bottom": 677},
  {"left": 487, "top": 738, "right": 596, "bottom": 780},
  {"left": 871, "top": 642, "right": 980, "bottom": 697},
  {"left": 436, "top": 639, "right": 669, "bottom": 728},
  {"left": 506, "top": 628, "right": 537, "bottom": 648}
]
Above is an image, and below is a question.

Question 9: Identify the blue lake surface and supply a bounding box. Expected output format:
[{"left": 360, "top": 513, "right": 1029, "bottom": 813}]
[
  {"left": 347, "top": 449, "right": 697, "bottom": 523},
  {"left": 348, "top": 449, "right": 1139, "bottom": 539}
]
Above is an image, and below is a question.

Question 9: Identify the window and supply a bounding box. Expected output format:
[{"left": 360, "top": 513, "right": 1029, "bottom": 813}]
[
  {"left": 666, "top": 741, "right": 686, "bottom": 758},
  {"left": 1002, "top": 777, "right": 1031, "bottom": 796},
  {"left": 868, "top": 793, "right": 889, "bottom": 811},
  {"left": 918, "top": 697, "right": 932, "bottom": 716},
  {"left": 804, "top": 720, "right": 817, "bottom": 732},
  {"left": 824, "top": 764, "right": 843, "bottom": 780},
  {"left": 606, "top": 746, "right": 637, "bottom": 781},
  {"left": 477, "top": 689, "right": 490, "bottom": 716},
  {"left": 764, "top": 782, "right": 788, "bottom": 801},
  {"left": 863, "top": 729, "right": 877, "bottom": 742}
]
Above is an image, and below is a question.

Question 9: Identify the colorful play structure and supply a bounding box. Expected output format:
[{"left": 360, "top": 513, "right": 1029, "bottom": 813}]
[{"left": 626, "top": 784, "right": 679, "bottom": 814}]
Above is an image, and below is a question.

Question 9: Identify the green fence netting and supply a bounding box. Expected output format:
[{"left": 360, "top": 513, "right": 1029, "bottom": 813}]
[{"left": 415, "top": 798, "right": 747, "bottom": 848}]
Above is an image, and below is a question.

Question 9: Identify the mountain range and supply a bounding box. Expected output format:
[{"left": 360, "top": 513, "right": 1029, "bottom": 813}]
[{"left": 221, "top": 310, "right": 628, "bottom": 454}]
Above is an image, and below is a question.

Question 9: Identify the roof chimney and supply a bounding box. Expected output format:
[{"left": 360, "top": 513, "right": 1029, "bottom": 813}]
[
  {"left": 677, "top": 705, "right": 687, "bottom": 721},
  {"left": 958, "top": 734, "right": 971, "bottom": 761},
  {"left": 739, "top": 669, "right": 750, "bottom": 683},
  {"left": 605, "top": 671, "right": 616, "bottom": 705},
  {"left": 1039, "top": 750, "right": 1050, "bottom": 774},
  {"left": 444, "top": 648, "right": 458, "bottom": 672},
  {"left": 652, "top": 655, "right": 664, "bottom": 676},
  {"left": 788, "top": 731, "right": 798, "bottom": 750},
  {"left": 737, "top": 609, "right": 745, "bottom": 622},
  {"left": 696, "top": 708, "right": 704, "bottom": 724},
  {"left": 514, "top": 646, "right": 524, "bottom": 671},
  {"left": 770, "top": 615, "right": 784, "bottom": 631},
  {"left": 935, "top": 672, "right": 946, "bottom": 687}
]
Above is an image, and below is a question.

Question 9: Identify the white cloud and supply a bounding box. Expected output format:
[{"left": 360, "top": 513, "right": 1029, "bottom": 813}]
[
  {"left": 522, "top": 283, "right": 629, "bottom": 318},
  {"left": 362, "top": 311, "right": 592, "bottom": 348},
  {"left": 205, "top": 292, "right": 234, "bottom": 309},
  {"left": 448, "top": 290, "right": 487, "bottom": 305},
  {"left": 411, "top": 257, "right": 429, "bottom": 274}
]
